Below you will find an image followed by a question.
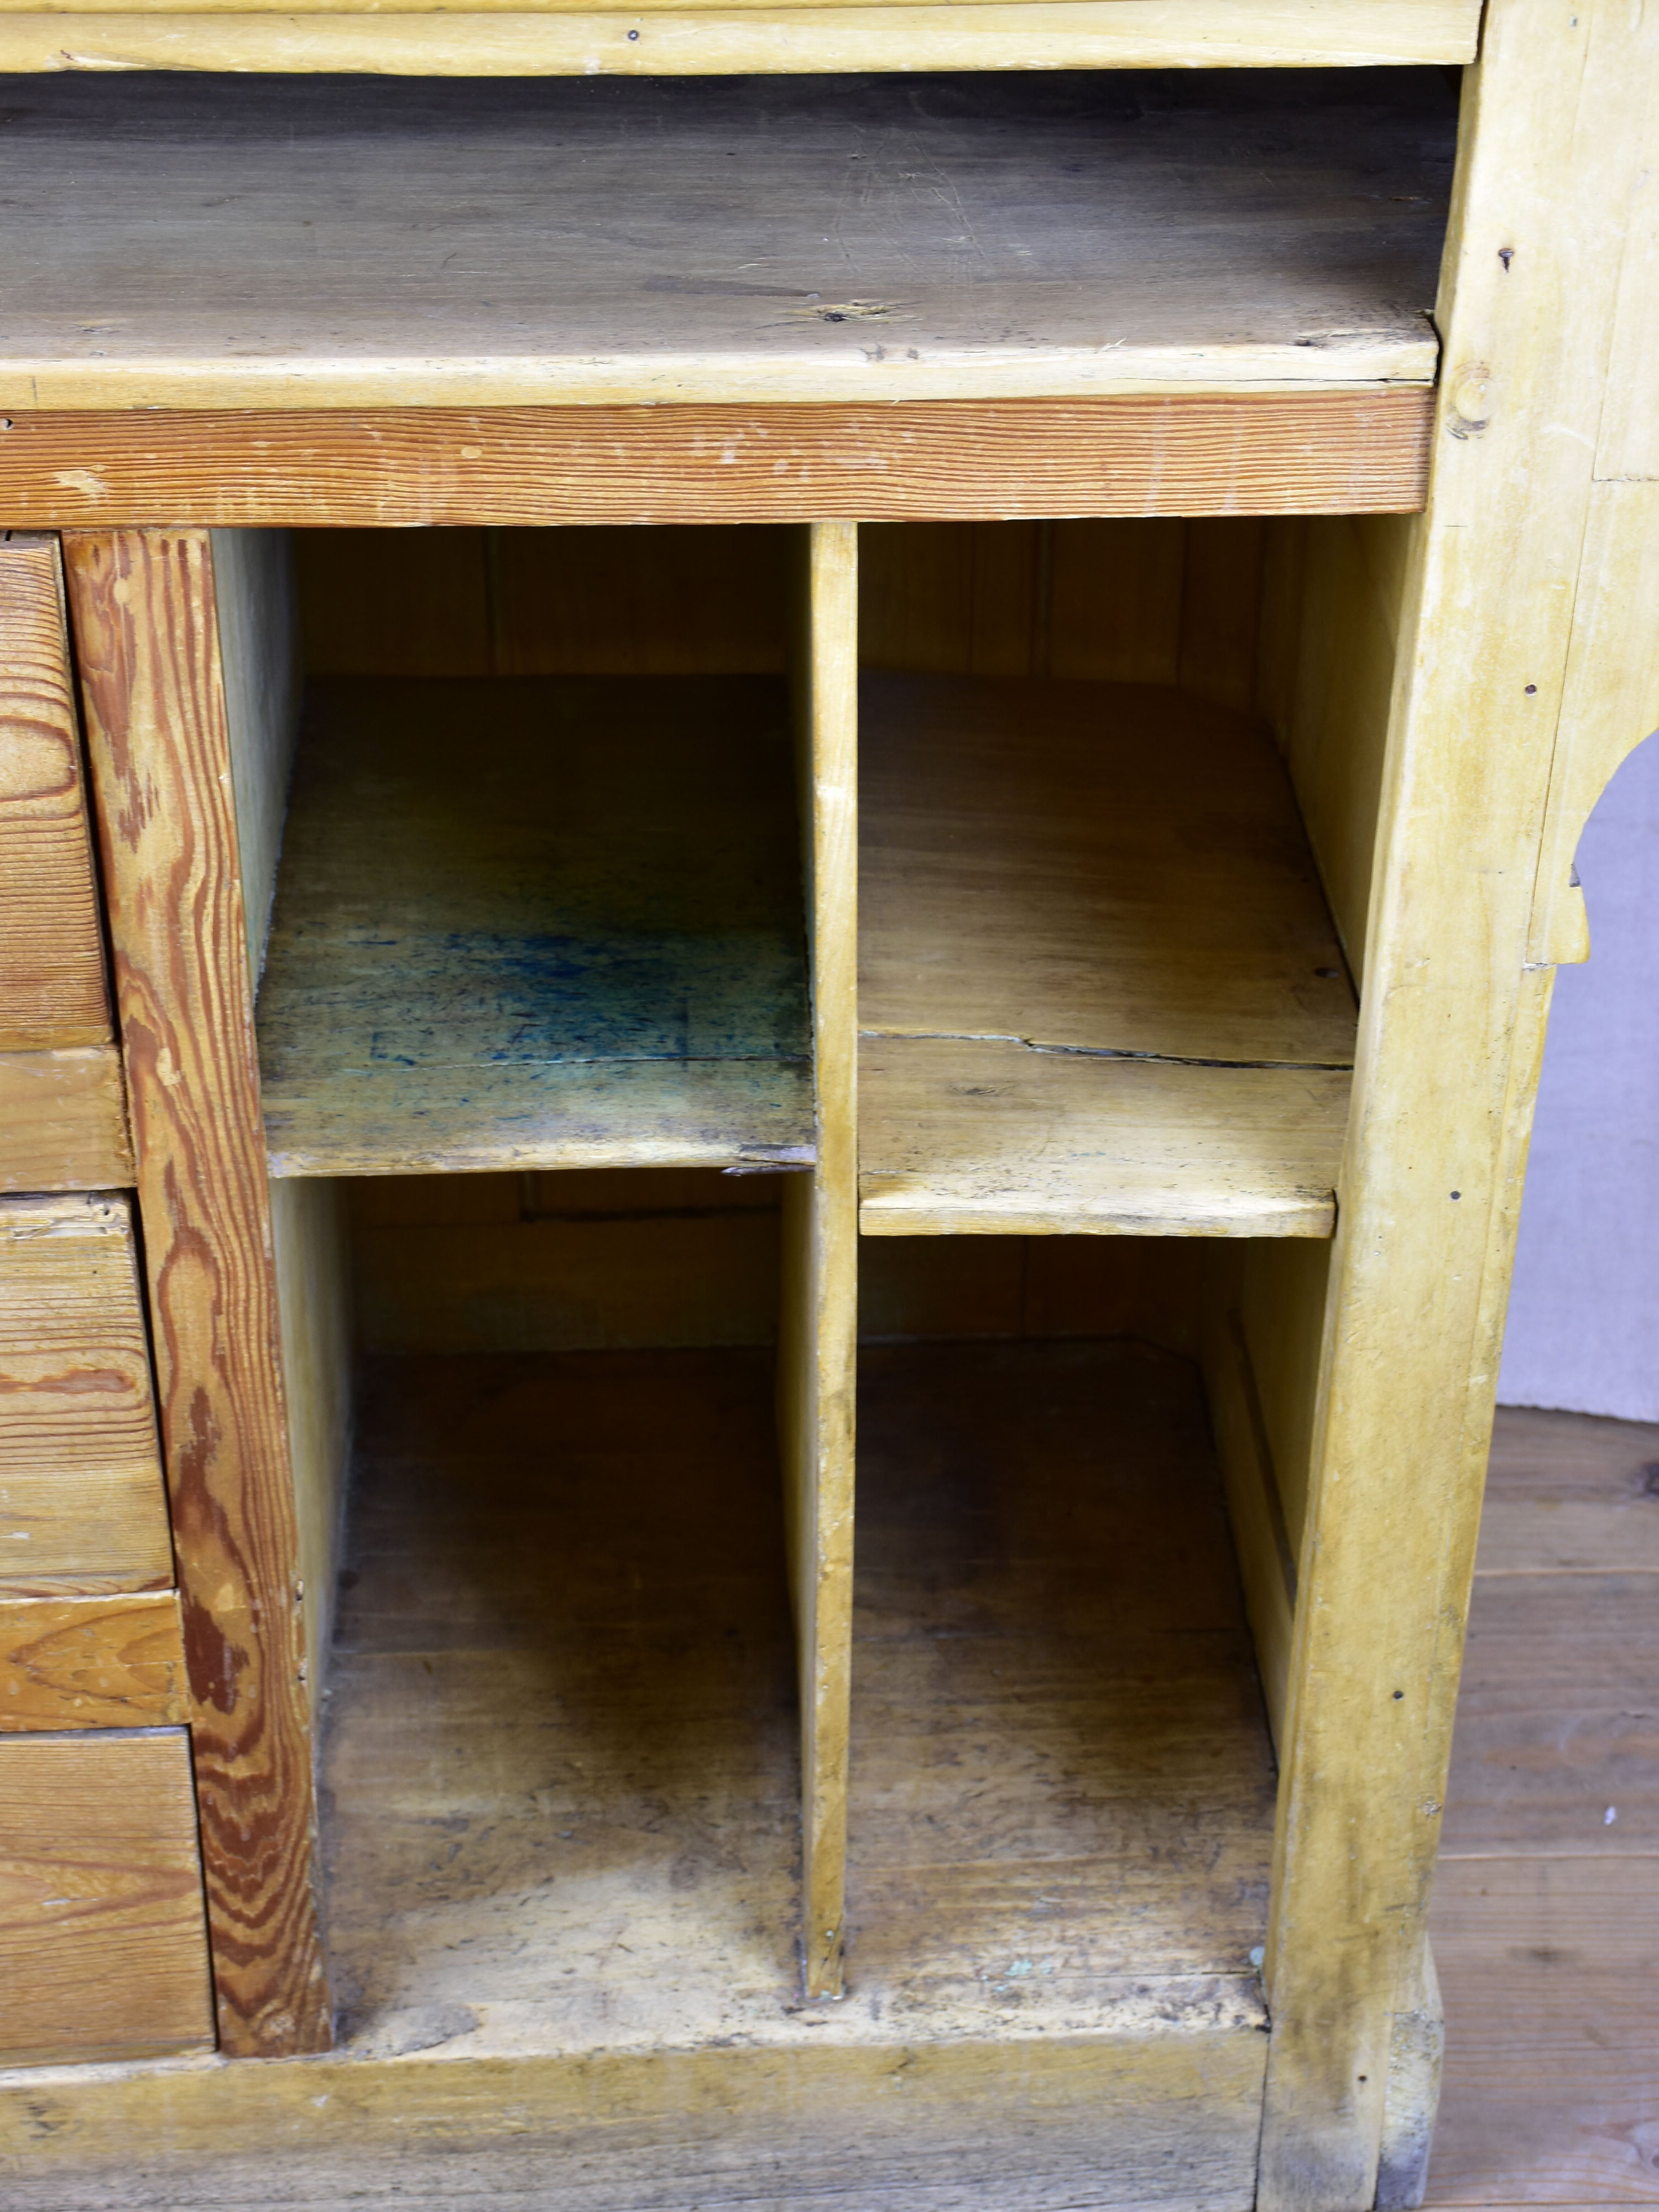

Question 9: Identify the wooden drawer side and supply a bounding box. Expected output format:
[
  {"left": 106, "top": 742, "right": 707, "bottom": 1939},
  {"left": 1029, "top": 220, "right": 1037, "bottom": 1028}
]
[
  {"left": 0, "top": 1191, "right": 173, "bottom": 1597},
  {"left": 0, "top": 1728, "right": 215, "bottom": 2066}
]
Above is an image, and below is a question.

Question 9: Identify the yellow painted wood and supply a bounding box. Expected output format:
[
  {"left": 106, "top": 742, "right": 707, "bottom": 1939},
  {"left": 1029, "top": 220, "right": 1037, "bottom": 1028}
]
[
  {"left": 778, "top": 521, "right": 858, "bottom": 1999},
  {"left": 0, "top": 74, "right": 1449, "bottom": 411},
  {"left": 0, "top": 0, "right": 1480, "bottom": 77},
  {"left": 1257, "top": 3, "right": 1659, "bottom": 2201}
]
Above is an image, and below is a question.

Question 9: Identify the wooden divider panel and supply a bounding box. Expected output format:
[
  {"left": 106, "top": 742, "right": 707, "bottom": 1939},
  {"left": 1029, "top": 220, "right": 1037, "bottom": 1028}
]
[
  {"left": 778, "top": 521, "right": 859, "bottom": 1998},
  {"left": 64, "top": 530, "right": 330, "bottom": 2057},
  {"left": 0, "top": 531, "right": 132, "bottom": 1191},
  {"left": 0, "top": 1728, "right": 215, "bottom": 2067},
  {"left": 0, "top": 1191, "right": 171, "bottom": 1597}
]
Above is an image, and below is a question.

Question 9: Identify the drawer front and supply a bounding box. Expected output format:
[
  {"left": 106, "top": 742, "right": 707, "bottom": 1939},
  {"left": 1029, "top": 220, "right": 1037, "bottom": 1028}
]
[
  {"left": 0, "top": 532, "right": 132, "bottom": 1192},
  {"left": 0, "top": 1191, "right": 173, "bottom": 1595},
  {"left": 0, "top": 1729, "right": 215, "bottom": 2065}
]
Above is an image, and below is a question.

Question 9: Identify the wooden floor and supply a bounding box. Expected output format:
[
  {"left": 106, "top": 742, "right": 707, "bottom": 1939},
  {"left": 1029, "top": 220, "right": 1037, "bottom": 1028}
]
[{"left": 1426, "top": 1403, "right": 1659, "bottom": 2209}]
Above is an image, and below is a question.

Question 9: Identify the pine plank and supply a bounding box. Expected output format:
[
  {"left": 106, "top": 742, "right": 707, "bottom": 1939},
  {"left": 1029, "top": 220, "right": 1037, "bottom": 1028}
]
[
  {"left": 0, "top": 1044, "right": 132, "bottom": 1192},
  {"left": 858, "top": 672, "right": 1355, "bottom": 1236},
  {"left": 777, "top": 523, "right": 859, "bottom": 1996},
  {"left": 0, "top": 1192, "right": 171, "bottom": 1599},
  {"left": 0, "top": 1592, "right": 186, "bottom": 1728},
  {"left": 0, "top": 395, "right": 1434, "bottom": 531},
  {"left": 255, "top": 677, "right": 812, "bottom": 1178},
  {"left": 0, "top": 73, "right": 1451, "bottom": 411},
  {"left": 0, "top": 0, "right": 1480, "bottom": 80},
  {"left": 65, "top": 529, "right": 330, "bottom": 2057},
  {"left": 1475, "top": 1406, "right": 1659, "bottom": 1576},
  {"left": 0, "top": 534, "right": 109, "bottom": 1052},
  {"left": 0, "top": 1729, "right": 215, "bottom": 2067}
]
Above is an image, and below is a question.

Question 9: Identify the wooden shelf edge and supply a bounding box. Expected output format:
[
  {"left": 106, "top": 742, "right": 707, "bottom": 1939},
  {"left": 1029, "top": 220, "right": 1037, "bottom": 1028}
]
[
  {"left": 268, "top": 1135, "right": 816, "bottom": 1178},
  {"left": 0, "top": 394, "right": 1434, "bottom": 528},
  {"left": 857, "top": 1190, "right": 1338, "bottom": 1237},
  {"left": 0, "top": 1, "right": 1482, "bottom": 77}
]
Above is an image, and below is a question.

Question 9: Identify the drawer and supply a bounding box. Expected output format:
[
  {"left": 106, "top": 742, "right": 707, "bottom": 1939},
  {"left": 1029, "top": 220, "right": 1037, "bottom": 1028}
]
[
  {"left": 0, "top": 532, "right": 132, "bottom": 1192},
  {"left": 0, "top": 1192, "right": 173, "bottom": 1595},
  {"left": 0, "top": 1729, "right": 214, "bottom": 2065}
]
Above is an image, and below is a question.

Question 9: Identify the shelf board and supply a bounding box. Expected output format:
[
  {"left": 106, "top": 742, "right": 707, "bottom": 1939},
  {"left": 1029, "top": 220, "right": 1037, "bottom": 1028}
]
[
  {"left": 0, "top": 70, "right": 1453, "bottom": 411},
  {"left": 858, "top": 671, "right": 1357, "bottom": 1235},
  {"left": 0, "top": 2, "right": 1484, "bottom": 84},
  {"left": 255, "top": 676, "right": 813, "bottom": 1177},
  {"left": 323, "top": 1340, "right": 1272, "bottom": 2067}
]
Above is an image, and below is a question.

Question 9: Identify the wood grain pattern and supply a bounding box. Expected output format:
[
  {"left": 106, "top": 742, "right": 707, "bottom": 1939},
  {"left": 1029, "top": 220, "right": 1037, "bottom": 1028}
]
[
  {"left": 0, "top": 395, "right": 1435, "bottom": 531},
  {"left": 255, "top": 676, "right": 813, "bottom": 1178},
  {"left": 0, "top": 1591, "right": 186, "bottom": 1728},
  {"left": 64, "top": 529, "right": 329, "bottom": 2056},
  {"left": 0, "top": 73, "right": 1447, "bottom": 411},
  {"left": 0, "top": 0, "right": 1480, "bottom": 80},
  {"left": 0, "top": 533, "right": 109, "bottom": 1051},
  {"left": 0, "top": 1190, "right": 171, "bottom": 1597},
  {"left": 778, "top": 521, "right": 858, "bottom": 1997},
  {"left": 0, "top": 1728, "right": 214, "bottom": 2067},
  {"left": 858, "top": 671, "right": 1355, "bottom": 1237},
  {"left": 860, "top": 1039, "right": 1349, "bottom": 1237},
  {"left": 0, "top": 2038, "right": 1268, "bottom": 2210},
  {"left": 1257, "top": 3, "right": 1659, "bottom": 2200},
  {"left": 1430, "top": 1858, "right": 1659, "bottom": 2209},
  {"left": 0, "top": 1044, "right": 131, "bottom": 1192}
]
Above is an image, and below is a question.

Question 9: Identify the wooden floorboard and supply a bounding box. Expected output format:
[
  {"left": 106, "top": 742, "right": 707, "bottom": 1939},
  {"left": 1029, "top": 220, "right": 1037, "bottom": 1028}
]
[{"left": 1427, "top": 1404, "right": 1659, "bottom": 2207}]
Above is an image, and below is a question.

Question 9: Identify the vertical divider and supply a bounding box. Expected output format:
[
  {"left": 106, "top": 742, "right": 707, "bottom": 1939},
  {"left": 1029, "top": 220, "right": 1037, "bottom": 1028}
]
[
  {"left": 778, "top": 520, "right": 859, "bottom": 2000},
  {"left": 63, "top": 529, "right": 331, "bottom": 2058}
]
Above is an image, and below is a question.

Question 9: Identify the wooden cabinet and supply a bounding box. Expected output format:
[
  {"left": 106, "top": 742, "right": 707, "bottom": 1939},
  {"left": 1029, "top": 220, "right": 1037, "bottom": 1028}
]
[{"left": 0, "top": 11, "right": 1654, "bottom": 2211}]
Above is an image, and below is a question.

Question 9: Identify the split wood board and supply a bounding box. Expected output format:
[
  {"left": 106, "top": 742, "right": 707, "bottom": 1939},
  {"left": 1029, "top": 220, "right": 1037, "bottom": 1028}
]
[
  {"left": 0, "top": 396, "right": 1435, "bottom": 530},
  {"left": 0, "top": 1, "right": 1481, "bottom": 80},
  {"left": 0, "top": 1192, "right": 172, "bottom": 1597},
  {"left": 858, "top": 672, "right": 1357, "bottom": 1235},
  {"left": 0, "top": 533, "right": 109, "bottom": 1052},
  {"left": 0, "top": 1729, "right": 215, "bottom": 2068},
  {"left": 257, "top": 676, "right": 812, "bottom": 1177},
  {"left": 0, "top": 71, "right": 1453, "bottom": 410}
]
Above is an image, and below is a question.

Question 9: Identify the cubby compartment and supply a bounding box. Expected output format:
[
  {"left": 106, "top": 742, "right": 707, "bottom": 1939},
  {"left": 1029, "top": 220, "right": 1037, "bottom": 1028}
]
[
  {"left": 234, "top": 512, "right": 1396, "bottom": 2065},
  {"left": 257, "top": 524, "right": 811, "bottom": 1179},
  {"left": 858, "top": 519, "right": 1369, "bottom": 1238},
  {"left": 311, "top": 1180, "right": 1276, "bottom": 2073}
]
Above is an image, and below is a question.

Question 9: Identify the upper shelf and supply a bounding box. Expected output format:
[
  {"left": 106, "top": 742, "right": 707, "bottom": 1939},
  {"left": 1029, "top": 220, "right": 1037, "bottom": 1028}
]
[
  {"left": 0, "top": 69, "right": 1455, "bottom": 411},
  {"left": 858, "top": 671, "right": 1358, "bottom": 1236},
  {"left": 0, "top": 2, "right": 1483, "bottom": 81},
  {"left": 255, "top": 675, "right": 813, "bottom": 1178}
]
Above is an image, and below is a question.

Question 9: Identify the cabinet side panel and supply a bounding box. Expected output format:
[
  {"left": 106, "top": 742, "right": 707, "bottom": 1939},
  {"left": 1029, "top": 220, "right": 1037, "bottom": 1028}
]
[
  {"left": 1258, "top": 4, "right": 1659, "bottom": 2201},
  {"left": 64, "top": 529, "right": 331, "bottom": 2057}
]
